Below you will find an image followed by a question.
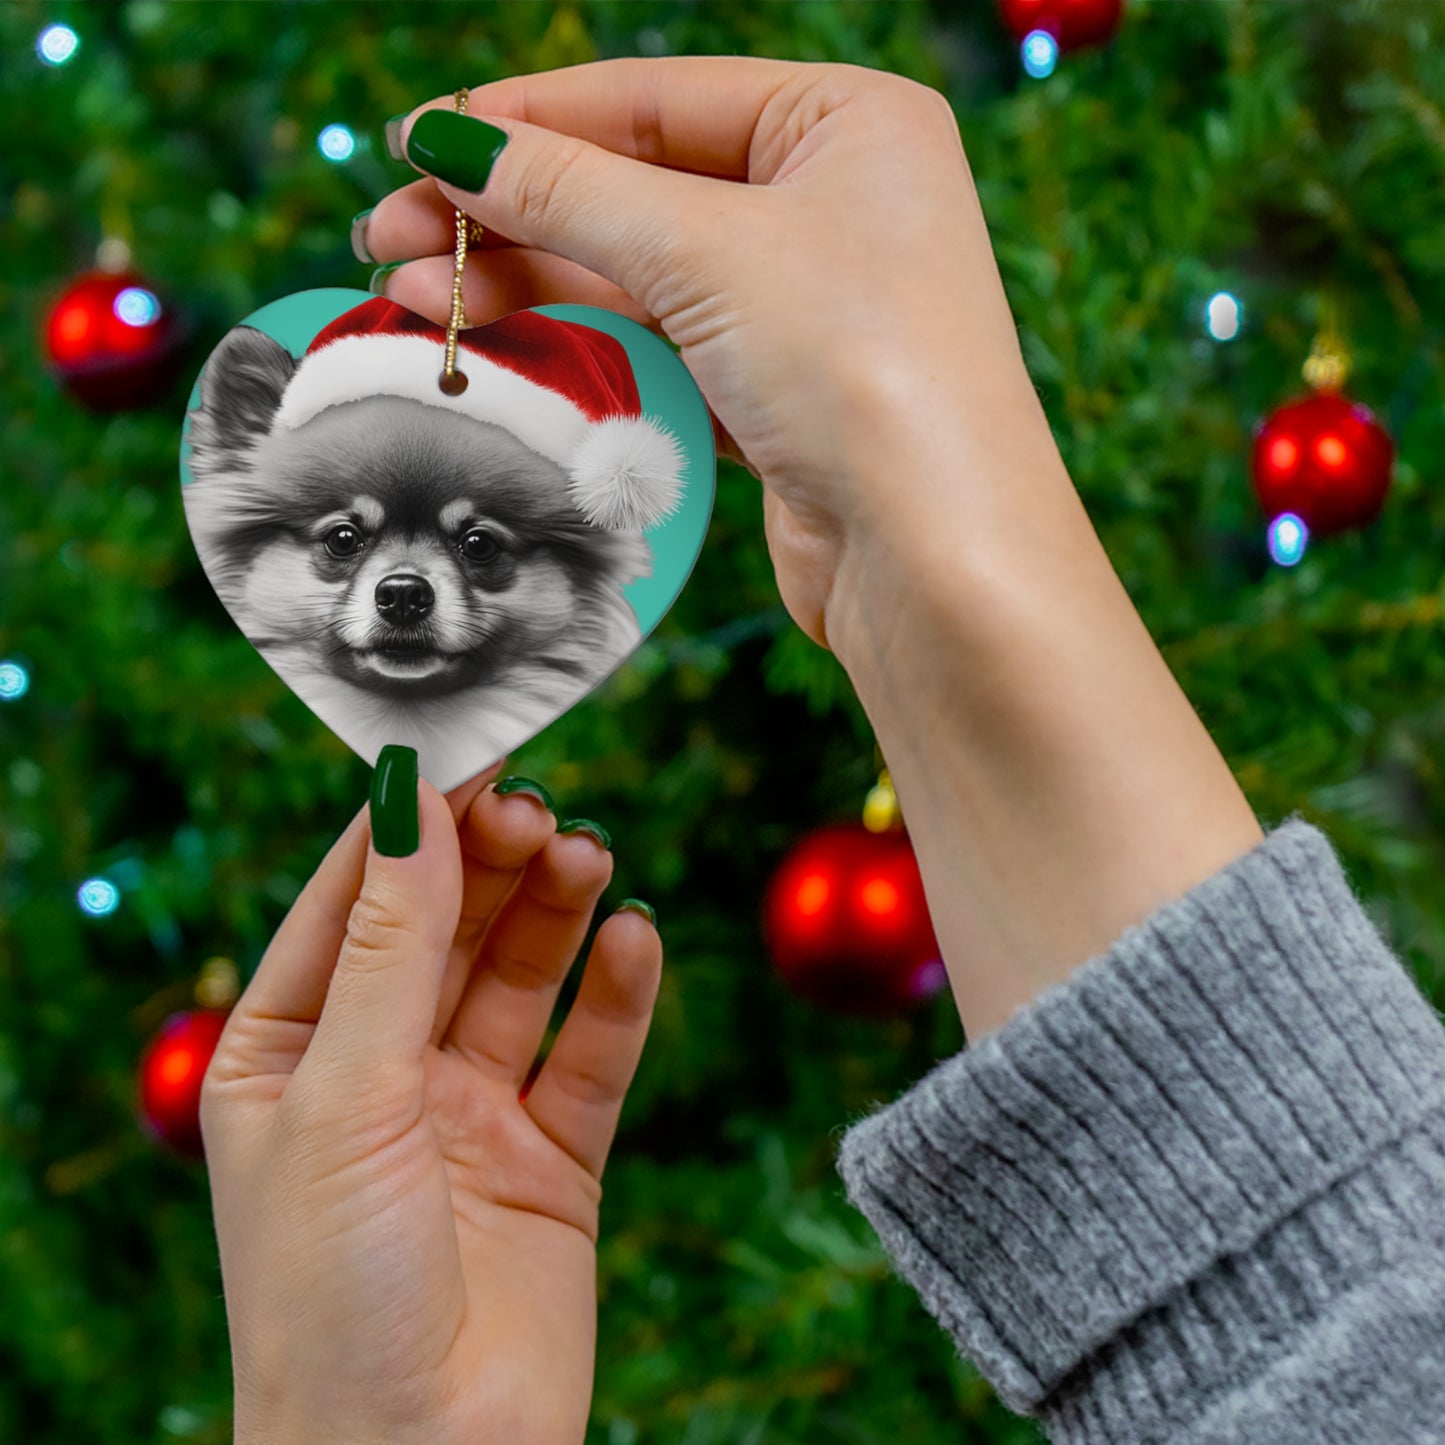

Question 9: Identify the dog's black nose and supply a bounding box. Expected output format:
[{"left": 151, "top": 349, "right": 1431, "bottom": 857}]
[{"left": 375, "top": 574, "right": 434, "bottom": 625}]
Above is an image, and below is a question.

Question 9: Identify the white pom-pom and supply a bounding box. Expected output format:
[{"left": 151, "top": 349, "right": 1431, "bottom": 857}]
[{"left": 568, "top": 415, "right": 686, "bottom": 531}]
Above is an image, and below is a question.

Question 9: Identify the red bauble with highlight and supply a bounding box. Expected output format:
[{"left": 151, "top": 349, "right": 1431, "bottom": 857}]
[
  {"left": 998, "top": 0, "right": 1125, "bottom": 49},
  {"left": 1251, "top": 392, "right": 1394, "bottom": 537},
  {"left": 137, "top": 1009, "right": 230, "bottom": 1157},
  {"left": 44, "top": 270, "right": 183, "bottom": 410},
  {"left": 763, "top": 823, "right": 945, "bottom": 1017}
]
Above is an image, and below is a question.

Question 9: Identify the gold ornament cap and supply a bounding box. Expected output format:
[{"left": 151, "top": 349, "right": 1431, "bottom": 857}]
[
  {"left": 194, "top": 956, "right": 240, "bottom": 1010},
  {"left": 1303, "top": 297, "right": 1350, "bottom": 392},
  {"left": 863, "top": 768, "right": 902, "bottom": 833}
]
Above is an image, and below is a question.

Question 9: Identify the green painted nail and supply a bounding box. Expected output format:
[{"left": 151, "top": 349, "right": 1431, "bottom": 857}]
[
  {"left": 617, "top": 898, "right": 656, "bottom": 926},
  {"left": 368, "top": 261, "right": 404, "bottom": 296},
  {"left": 558, "top": 818, "right": 612, "bottom": 851},
  {"left": 405, "top": 110, "right": 509, "bottom": 192},
  {"left": 494, "top": 775, "right": 555, "bottom": 811},
  {"left": 370, "top": 745, "right": 419, "bottom": 857},
  {"left": 384, "top": 113, "right": 409, "bottom": 162},
  {"left": 350, "top": 208, "right": 375, "bottom": 264}
]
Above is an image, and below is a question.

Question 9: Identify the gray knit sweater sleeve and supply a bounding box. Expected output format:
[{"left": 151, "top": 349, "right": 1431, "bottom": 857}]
[{"left": 835, "top": 818, "right": 1445, "bottom": 1443}]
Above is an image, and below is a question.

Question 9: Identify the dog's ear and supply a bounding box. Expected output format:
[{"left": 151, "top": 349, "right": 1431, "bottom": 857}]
[{"left": 187, "top": 327, "right": 296, "bottom": 477}]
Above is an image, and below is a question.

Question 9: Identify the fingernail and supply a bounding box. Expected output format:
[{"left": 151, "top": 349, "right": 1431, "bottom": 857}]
[
  {"left": 558, "top": 818, "right": 612, "bottom": 851},
  {"left": 405, "top": 110, "right": 509, "bottom": 192},
  {"left": 371, "top": 745, "right": 420, "bottom": 857},
  {"left": 369, "top": 261, "right": 404, "bottom": 296},
  {"left": 350, "top": 208, "right": 375, "bottom": 264},
  {"left": 384, "top": 113, "right": 409, "bottom": 162},
  {"left": 617, "top": 898, "right": 656, "bottom": 926},
  {"left": 494, "top": 775, "right": 555, "bottom": 811}
]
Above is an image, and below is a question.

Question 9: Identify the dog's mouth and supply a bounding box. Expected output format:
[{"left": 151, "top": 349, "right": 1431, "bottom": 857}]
[
  {"left": 324, "top": 627, "right": 496, "bottom": 699},
  {"left": 354, "top": 643, "right": 459, "bottom": 681}
]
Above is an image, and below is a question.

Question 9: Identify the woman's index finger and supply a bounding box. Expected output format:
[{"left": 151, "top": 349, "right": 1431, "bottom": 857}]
[{"left": 453, "top": 55, "right": 809, "bottom": 181}]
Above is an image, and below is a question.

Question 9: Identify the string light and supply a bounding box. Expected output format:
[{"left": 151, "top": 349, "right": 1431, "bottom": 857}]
[
  {"left": 0, "top": 660, "right": 29, "bottom": 701},
  {"left": 113, "top": 286, "right": 161, "bottom": 328},
  {"left": 317, "top": 124, "right": 356, "bottom": 162},
  {"left": 1205, "top": 291, "right": 1243, "bottom": 342},
  {"left": 1267, "top": 512, "right": 1309, "bottom": 567},
  {"left": 77, "top": 878, "right": 121, "bottom": 917},
  {"left": 1022, "top": 29, "right": 1060, "bottom": 78},
  {"left": 37, "top": 24, "right": 79, "bottom": 66}
]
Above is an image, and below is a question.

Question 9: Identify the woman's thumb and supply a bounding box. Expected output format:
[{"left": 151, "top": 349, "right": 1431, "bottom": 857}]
[
  {"left": 303, "top": 747, "right": 463, "bottom": 1088},
  {"left": 396, "top": 106, "right": 722, "bottom": 307}
]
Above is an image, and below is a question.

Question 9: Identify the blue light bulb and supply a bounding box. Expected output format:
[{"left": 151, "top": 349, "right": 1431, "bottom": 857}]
[
  {"left": 0, "top": 661, "right": 29, "bottom": 701},
  {"left": 78, "top": 878, "right": 121, "bottom": 917},
  {"left": 38, "top": 24, "right": 79, "bottom": 66},
  {"left": 114, "top": 287, "right": 161, "bottom": 328},
  {"left": 1205, "top": 291, "right": 1243, "bottom": 342},
  {"left": 1022, "top": 30, "right": 1059, "bottom": 79},
  {"left": 1267, "top": 512, "right": 1309, "bottom": 567},
  {"left": 318, "top": 124, "right": 356, "bottom": 162}
]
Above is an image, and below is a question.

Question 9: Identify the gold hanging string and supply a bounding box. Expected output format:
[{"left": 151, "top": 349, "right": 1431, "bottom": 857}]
[
  {"left": 1303, "top": 293, "right": 1350, "bottom": 393},
  {"left": 440, "top": 88, "right": 479, "bottom": 395}
]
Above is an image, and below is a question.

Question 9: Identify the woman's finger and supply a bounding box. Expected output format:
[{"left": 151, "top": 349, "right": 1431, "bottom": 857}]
[
  {"left": 396, "top": 107, "right": 749, "bottom": 309},
  {"left": 358, "top": 177, "right": 522, "bottom": 263},
  {"left": 523, "top": 908, "right": 662, "bottom": 1180},
  {"left": 296, "top": 778, "right": 464, "bottom": 1090},
  {"left": 439, "top": 828, "right": 613, "bottom": 1085},
  {"left": 428, "top": 783, "right": 558, "bottom": 1049},
  {"left": 444, "top": 759, "right": 507, "bottom": 826},
  {"left": 422, "top": 56, "right": 811, "bottom": 181},
  {"left": 207, "top": 804, "right": 370, "bottom": 1083},
  {"left": 377, "top": 247, "right": 655, "bottom": 333}
]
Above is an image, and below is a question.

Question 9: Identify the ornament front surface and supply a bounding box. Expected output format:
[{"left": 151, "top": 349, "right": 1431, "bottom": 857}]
[
  {"left": 1251, "top": 391, "right": 1393, "bottom": 537},
  {"left": 181, "top": 290, "right": 715, "bottom": 789}
]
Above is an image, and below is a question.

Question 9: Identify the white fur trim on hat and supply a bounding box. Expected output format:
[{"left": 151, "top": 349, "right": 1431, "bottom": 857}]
[
  {"left": 568, "top": 415, "right": 686, "bottom": 532},
  {"left": 273, "top": 333, "right": 687, "bottom": 532},
  {"left": 273, "top": 334, "right": 590, "bottom": 464}
]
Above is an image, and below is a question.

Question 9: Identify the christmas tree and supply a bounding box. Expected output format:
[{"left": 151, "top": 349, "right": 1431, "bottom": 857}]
[{"left": 3, "top": 3, "right": 1444, "bottom": 1442}]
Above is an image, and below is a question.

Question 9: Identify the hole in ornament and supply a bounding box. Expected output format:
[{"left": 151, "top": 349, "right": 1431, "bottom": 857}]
[{"left": 438, "top": 369, "right": 469, "bottom": 396}]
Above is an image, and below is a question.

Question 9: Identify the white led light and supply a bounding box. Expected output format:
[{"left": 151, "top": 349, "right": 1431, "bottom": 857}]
[
  {"left": 1022, "top": 30, "right": 1059, "bottom": 80},
  {"left": 0, "top": 660, "right": 29, "bottom": 700},
  {"left": 1205, "top": 291, "right": 1243, "bottom": 342},
  {"left": 1267, "top": 512, "right": 1308, "bottom": 567},
  {"left": 38, "top": 24, "right": 79, "bottom": 66},
  {"left": 78, "top": 878, "right": 121, "bottom": 917},
  {"left": 114, "top": 287, "right": 161, "bottom": 327},
  {"left": 318, "top": 124, "right": 356, "bottom": 162}
]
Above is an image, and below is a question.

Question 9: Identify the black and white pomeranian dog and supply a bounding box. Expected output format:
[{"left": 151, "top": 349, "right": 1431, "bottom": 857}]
[{"left": 183, "top": 302, "right": 686, "bottom": 788}]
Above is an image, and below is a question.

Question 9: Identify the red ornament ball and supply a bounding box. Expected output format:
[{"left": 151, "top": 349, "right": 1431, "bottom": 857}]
[
  {"left": 998, "top": 0, "right": 1125, "bottom": 49},
  {"left": 44, "top": 270, "right": 182, "bottom": 410},
  {"left": 137, "top": 1009, "right": 230, "bottom": 1157},
  {"left": 1251, "top": 392, "right": 1394, "bottom": 538},
  {"left": 763, "top": 822, "right": 945, "bottom": 1017}
]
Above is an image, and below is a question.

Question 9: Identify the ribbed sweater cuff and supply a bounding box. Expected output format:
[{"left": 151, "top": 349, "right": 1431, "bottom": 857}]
[{"left": 836, "top": 817, "right": 1445, "bottom": 1432}]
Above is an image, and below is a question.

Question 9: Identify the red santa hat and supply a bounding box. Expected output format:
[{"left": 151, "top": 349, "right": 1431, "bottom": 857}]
[{"left": 272, "top": 300, "right": 686, "bottom": 533}]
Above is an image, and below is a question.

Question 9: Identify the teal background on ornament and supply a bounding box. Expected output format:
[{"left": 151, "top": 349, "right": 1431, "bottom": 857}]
[{"left": 180, "top": 288, "right": 716, "bottom": 631}]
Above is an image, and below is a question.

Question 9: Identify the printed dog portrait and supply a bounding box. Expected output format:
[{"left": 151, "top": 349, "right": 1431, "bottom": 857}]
[{"left": 182, "top": 302, "right": 687, "bottom": 788}]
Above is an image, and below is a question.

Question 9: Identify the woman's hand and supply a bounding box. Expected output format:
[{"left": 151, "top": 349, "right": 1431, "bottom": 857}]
[
  {"left": 361, "top": 57, "right": 1059, "bottom": 655},
  {"left": 201, "top": 761, "right": 661, "bottom": 1445},
  {"left": 362, "top": 59, "right": 1263, "bottom": 1041}
]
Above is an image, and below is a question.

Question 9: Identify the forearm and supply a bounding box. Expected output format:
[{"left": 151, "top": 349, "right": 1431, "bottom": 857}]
[{"left": 825, "top": 389, "right": 1262, "bottom": 1040}]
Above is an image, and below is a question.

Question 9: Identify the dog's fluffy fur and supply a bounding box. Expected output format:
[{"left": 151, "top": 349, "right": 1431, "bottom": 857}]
[{"left": 184, "top": 325, "right": 651, "bottom": 788}]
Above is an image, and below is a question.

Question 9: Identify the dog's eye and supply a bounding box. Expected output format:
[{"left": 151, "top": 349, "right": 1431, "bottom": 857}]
[
  {"left": 324, "top": 523, "right": 364, "bottom": 558},
  {"left": 460, "top": 529, "right": 499, "bottom": 562}
]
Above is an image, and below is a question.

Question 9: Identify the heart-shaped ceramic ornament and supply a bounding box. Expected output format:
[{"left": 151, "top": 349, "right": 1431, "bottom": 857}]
[{"left": 180, "top": 290, "right": 714, "bottom": 790}]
